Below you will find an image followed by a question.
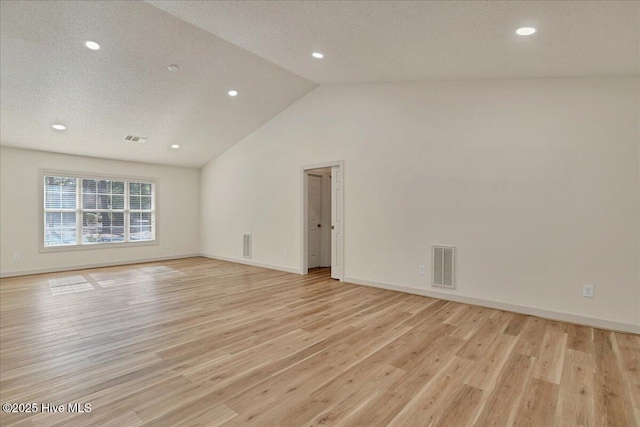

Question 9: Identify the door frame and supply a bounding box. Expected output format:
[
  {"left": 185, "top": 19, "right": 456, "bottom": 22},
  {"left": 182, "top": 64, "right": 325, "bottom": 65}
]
[{"left": 300, "top": 160, "right": 344, "bottom": 281}]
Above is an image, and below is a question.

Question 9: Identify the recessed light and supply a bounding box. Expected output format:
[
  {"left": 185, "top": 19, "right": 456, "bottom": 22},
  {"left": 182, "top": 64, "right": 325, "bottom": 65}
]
[
  {"left": 516, "top": 27, "right": 536, "bottom": 36},
  {"left": 52, "top": 124, "right": 67, "bottom": 131},
  {"left": 84, "top": 40, "right": 100, "bottom": 50},
  {"left": 171, "top": 144, "right": 180, "bottom": 149},
  {"left": 228, "top": 90, "right": 238, "bottom": 97},
  {"left": 168, "top": 64, "right": 180, "bottom": 72},
  {"left": 312, "top": 52, "right": 324, "bottom": 59}
]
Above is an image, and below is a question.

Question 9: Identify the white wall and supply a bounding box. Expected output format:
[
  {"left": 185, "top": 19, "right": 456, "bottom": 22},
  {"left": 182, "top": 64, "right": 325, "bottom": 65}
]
[
  {"left": 0, "top": 146, "right": 200, "bottom": 275},
  {"left": 200, "top": 77, "right": 640, "bottom": 330}
]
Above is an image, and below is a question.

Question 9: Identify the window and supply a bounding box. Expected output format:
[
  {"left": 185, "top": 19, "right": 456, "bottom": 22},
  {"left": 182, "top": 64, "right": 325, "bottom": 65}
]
[{"left": 43, "top": 173, "right": 156, "bottom": 248}]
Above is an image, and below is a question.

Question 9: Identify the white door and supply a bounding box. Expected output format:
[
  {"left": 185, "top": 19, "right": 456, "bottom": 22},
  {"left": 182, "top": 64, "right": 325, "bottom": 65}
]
[
  {"left": 331, "top": 166, "right": 343, "bottom": 280},
  {"left": 307, "top": 174, "right": 321, "bottom": 269}
]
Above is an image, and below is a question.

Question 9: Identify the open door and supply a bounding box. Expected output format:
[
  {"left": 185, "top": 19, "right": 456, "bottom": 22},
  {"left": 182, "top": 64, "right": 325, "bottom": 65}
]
[
  {"left": 301, "top": 161, "right": 343, "bottom": 280},
  {"left": 307, "top": 174, "right": 321, "bottom": 269},
  {"left": 331, "top": 166, "right": 343, "bottom": 280}
]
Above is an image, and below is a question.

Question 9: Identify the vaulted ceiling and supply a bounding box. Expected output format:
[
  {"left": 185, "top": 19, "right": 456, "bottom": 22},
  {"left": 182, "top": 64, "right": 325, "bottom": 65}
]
[
  {"left": 1, "top": 1, "right": 638, "bottom": 167},
  {"left": 0, "top": 1, "right": 315, "bottom": 167},
  {"left": 150, "top": 0, "right": 640, "bottom": 83}
]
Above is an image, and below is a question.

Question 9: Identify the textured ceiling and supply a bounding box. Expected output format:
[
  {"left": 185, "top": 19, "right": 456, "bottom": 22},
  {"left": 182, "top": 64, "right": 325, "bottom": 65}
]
[
  {"left": 1, "top": 1, "right": 638, "bottom": 167},
  {"left": 148, "top": 0, "right": 640, "bottom": 84},
  {"left": 0, "top": 1, "right": 316, "bottom": 167}
]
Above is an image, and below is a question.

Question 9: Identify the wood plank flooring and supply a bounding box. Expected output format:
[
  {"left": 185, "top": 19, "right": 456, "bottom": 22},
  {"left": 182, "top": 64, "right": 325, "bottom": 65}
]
[{"left": 0, "top": 257, "right": 638, "bottom": 426}]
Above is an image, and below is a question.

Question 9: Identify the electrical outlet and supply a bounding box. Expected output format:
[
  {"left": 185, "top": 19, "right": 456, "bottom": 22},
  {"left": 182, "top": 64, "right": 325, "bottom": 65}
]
[
  {"left": 283, "top": 250, "right": 287, "bottom": 258},
  {"left": 419, "top": 265, "right": 426, "bottom": 275},
  {"left": 164, "top": 243, "right": 171, "bottom": 249},
  {"left": 13, "top": 252, "right": 20, "bottom": 261},
  {"left": 583, "top": 284, "right": 594, "bottom": 298}
]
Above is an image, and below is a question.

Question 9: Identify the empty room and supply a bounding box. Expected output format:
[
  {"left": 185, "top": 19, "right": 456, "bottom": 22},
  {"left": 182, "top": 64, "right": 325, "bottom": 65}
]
[{"left": 0, "top": 1, "right": 638, "bottom": 426}]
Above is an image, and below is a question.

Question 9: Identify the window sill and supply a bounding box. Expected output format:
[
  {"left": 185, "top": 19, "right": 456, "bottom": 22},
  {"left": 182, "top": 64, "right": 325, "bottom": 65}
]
[{"left": 39, "top": 240, "right": 159, "bottom": 253}]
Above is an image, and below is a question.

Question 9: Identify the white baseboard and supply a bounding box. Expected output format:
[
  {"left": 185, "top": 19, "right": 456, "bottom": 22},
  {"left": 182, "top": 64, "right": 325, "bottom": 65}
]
[
  {"left": 0, "top": 253, "right": 201, "bottom": 278},
  {"left": 200, "top": 253, "right": 301, "bottom": 275},
  {"left": 3, "top": 255, "right": 636, "bottom": 334},
  {"left": 344, "top": 276, "right": 640, "bottom": 335}
]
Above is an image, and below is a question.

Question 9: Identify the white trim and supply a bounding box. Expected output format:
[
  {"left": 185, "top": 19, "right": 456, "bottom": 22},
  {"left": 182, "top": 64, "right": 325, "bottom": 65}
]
[
  {"left": 344, "top": 275, "right": 640, "bottom": 334},
  {"left": 200, "top": 253, "right": 300, "bottom": 274},
  {"left": 38, "top": 240, "right": 159, "bottom": 253},
  {"left": 300, "top": 160, "right": 345, "bottom": 171},
  {"left": 300, "top": 160, "right": 345, "bottom": 281},
  {"left": 0, "top": 254, "right": 200, "bottom": 278}
]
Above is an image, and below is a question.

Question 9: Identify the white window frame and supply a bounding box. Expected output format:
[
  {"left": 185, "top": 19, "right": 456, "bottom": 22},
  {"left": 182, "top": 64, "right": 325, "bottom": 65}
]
[{"left": 39, "top": 169, "right": 159, "bottom": 252}]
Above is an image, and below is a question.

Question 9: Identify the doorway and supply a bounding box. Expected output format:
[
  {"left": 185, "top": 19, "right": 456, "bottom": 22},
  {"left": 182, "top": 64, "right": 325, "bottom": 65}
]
[{"left": 301, "top": 161, "right": 344, "bottom": 281}]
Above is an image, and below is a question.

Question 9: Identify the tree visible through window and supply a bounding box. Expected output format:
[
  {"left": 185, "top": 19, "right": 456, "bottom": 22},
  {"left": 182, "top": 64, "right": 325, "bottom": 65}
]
[
  {"left": 43, "top": 174, "right": 155, "bottom": 247},
  {"left": 45, "top": 176, "right": 78, "bottom": 246},
  {"left": 129, "top": 182, "right": 153, "bottom": 241}
]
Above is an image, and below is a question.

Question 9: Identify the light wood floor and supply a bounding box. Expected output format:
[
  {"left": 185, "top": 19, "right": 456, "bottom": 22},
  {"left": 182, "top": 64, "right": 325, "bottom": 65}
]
[{"left": 1, "top": 257, "right": 638, "bottom": 427}]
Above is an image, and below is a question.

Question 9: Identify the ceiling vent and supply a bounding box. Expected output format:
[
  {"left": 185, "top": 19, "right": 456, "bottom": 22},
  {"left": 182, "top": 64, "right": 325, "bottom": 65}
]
[
  {"left": 124, "top": 135, "right": 148, "bottom": 143},
  {"left": 433, "top": 245, "right": 455, "bottom": 289}
]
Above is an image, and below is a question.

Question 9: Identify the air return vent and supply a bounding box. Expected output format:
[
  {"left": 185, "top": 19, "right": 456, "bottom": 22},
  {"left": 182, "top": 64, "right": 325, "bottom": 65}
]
[
  {"left": 243, "top": 234, "right": 252, "bottom": 259},
  {"left": 124, "top": 135, "right": 148, "bottom": 143},
  {"left": 432, "top": 245, "right": 455, "bottom": 288}
]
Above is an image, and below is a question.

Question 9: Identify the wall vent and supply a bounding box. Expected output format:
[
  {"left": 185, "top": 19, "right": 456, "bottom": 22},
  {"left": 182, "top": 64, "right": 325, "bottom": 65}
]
[
  {"left": 124, "top": 135, "right": 148, "bottom": 143},
  {"left": 432, "top": 245, "right": 455, "bottom": 288},
  {"left": 243, "top": 234, "right": 252, "bottom": 259}
]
